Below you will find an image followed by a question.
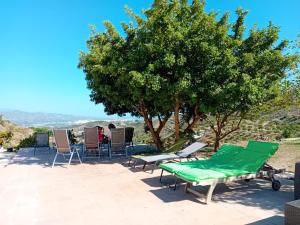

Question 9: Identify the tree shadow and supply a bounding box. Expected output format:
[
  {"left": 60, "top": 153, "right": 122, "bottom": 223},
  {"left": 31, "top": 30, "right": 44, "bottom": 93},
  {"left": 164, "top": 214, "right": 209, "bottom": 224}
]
[
  {"left": 214, "top": 179, "right": 294, "bottom": 212},
  {"left": 245, "top": 215, "right": 284, "bottom": 225},
  {"left": 5, "top": 145, "right": 153, "bottom": 168},
  {"left": 5, "top": 148, "right": 124, "bottom": 168},
  {"left": 141, "top": 174, "right": 294, "bottom": 212}
]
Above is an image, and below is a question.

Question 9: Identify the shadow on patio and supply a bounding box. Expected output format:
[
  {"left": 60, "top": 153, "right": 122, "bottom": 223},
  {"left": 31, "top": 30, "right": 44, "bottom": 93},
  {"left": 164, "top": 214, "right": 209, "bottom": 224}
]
[
  {"left": 141, "top": 175, "right": 294, "bottom": 213},
  {"left": 245, "top": 215, "right": 284, "bottom": 225},
  {"left": 5, "top": 145, "right": 154, "bottom": 168}
]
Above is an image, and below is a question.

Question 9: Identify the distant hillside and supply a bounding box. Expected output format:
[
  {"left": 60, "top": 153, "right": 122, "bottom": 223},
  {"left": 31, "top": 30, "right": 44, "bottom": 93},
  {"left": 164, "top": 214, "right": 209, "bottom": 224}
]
[
  {"left": 63, "top": 105, "right": 300, "bottom": 147},
  {"left": 0, "top": 109, "right": 100, "bottom": 127}
]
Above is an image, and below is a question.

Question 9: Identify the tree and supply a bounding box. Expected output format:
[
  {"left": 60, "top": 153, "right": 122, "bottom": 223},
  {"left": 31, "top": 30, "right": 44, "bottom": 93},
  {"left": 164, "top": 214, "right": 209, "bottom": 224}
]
[
  {"left": 79, "top": 19, "right": 174, "bottom": 150},
  {"left": 190, "top": 8, "right": 299, "bottom": 151},
  {"left": 79, "top": 0, "right": 208, "bottom": 148},
  {"left": 79, "top": 0, "right": 299, "bottom": 151}
]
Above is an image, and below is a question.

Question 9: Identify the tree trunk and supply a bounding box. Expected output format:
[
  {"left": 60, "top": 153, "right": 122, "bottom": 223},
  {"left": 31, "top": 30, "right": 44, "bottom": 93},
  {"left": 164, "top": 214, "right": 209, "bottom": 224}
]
[
  {"left": 213, "top": 136, "right": 221, "bottom": 152},
  {"left": 174, "top": 96, "right": 180, "bottom": 141},
  {"left": 184, "top": 106, "right": 204, "bottom": 133},
  {"left": 184, "top": 115, "right": 200, "bottom": 133},
  {"left": 139, "top": 103, "right": 170, "bottom": 151},
  {"left": 143, "top": 116, "right": 162, "bottom": 150},
  {"left": 210, "top": 113, "right": 243, "bottom": 152},
  {"left": 151, "top": 131, "right": 163, "bottom": 150}
]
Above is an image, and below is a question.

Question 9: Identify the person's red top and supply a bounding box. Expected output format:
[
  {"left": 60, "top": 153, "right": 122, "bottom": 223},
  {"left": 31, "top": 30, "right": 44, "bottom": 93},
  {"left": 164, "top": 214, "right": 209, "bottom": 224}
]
[{"left": 98, "top": 129, "right": 104, "bottom": 143}]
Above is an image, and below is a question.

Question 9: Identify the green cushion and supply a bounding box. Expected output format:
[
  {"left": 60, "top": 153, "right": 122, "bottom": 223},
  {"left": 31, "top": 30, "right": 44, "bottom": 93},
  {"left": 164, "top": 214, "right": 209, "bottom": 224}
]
[
  {"left": 176, "top": 166, "right": 251, "bottom": 183},
  {"left": 246, "top": 140, "right": 279, "bottom": 156},
  {"left": 159, "top": 144, "right": 244, "bottom": 173},
  {"left": 162, "top": 140, "right": 279, "bottom": 183}
]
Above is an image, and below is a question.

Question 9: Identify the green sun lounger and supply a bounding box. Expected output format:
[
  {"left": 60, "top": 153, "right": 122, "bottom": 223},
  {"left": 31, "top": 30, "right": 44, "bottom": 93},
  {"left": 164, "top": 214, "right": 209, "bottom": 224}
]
[
  {"left": 160, "top": 144, "right": 244, "bottom": 175},
  {"left": 159, "top": 140, "right": 282, "bottom": 204}
]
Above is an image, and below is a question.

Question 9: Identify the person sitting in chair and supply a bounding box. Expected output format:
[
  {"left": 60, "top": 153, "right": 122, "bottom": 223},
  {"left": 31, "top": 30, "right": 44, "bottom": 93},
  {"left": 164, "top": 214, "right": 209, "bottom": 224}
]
[
  {"left": 107, "top": 123, "right": 116, "bottom": 142},
  {"left": 96, "top": 126, "right": 105, "bottom": 143}
]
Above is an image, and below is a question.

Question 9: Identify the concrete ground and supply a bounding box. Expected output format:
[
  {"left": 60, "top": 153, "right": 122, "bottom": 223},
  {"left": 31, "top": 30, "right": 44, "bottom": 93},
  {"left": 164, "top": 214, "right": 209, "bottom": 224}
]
[{"left": 0, "top": 148, "right": 294, "bottom": 225}]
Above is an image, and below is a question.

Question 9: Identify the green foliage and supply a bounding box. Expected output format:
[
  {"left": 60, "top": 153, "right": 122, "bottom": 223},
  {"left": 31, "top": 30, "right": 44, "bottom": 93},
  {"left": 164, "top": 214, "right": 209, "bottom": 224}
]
[
  {"left": 0, "top": 131, "right": 13, "bottom": 147},
  {"left": 18, "top": 135, "right": 36, "bottom": 148},
  {"left": 30, "top": 127, "right": 53, "bottom": 136},
  {"left": 282, "top": 125, "right": 299, "bottom": 138},
  {"left": 79, "top": 0, "right": 299, "bottom": 150}
]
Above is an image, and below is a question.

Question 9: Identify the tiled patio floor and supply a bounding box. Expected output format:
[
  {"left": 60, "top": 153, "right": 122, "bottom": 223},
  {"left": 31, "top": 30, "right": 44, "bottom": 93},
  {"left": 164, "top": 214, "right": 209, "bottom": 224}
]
[{"left": 0, "top": 148, "right": 294, "bottom": 225}]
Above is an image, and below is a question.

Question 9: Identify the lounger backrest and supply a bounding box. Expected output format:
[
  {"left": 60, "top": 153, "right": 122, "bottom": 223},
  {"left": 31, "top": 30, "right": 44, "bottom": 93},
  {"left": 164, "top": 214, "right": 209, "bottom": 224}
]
[
  {"left": 35, "top": 132, "right": 49, "bottom": 147},
  {"left": 209, "top": 144, "right": 245, "bottom": 164},
  {"left": 180, "top": 144, "right": 245, "bottom": 169},
  {"left": 225, "top": 140, "right": 280, "bottom": 173},
  {"left": 84, "top": 127, "right": 99, "bottom": 151},
  {"left": 53, "top": 130, "right": 70, "bottom": 153},
  {"left": 110, "top": 128, "right": 125, "bottom": 151},
  {"left": 176, "top": 142, "right": 207, "bottom": 157},
  {"left": 246, "top": 140, "right": 279, "bottom": 156}
]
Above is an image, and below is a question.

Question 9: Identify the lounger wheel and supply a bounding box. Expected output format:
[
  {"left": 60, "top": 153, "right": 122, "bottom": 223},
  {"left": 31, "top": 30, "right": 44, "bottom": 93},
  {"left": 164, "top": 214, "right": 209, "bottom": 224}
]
[
  {"left": 272, "top": 180, "right": 281, "bottom": 191},
  {"left": 244, "top": 179, "right": 251, "bottom": 182}
]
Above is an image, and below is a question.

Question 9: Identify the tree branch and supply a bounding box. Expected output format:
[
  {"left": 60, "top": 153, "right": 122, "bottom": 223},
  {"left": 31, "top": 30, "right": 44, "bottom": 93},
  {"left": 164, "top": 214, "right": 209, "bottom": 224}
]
[
  {"left": 157, "top": 113, "right": 171, "bottom": 134},
  {"left": 220, "top": 115, "right": 244, "bottom": 139}
]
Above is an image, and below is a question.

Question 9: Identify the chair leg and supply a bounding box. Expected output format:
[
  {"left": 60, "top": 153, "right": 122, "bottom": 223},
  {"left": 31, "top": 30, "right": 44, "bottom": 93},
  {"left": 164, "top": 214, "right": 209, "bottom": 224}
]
[
  {"left": 109, "top": 146, "right": 112, "bottom": 160},
  {"left": 82, "top": 149, "right": 85, "bottom": 162},
  {"left": 152, "top": 163, "right": 156, "bottom": 174},
  {"left": 159, "top": 169, "right": 164, "bottom": 183},
  {"left": 142, "top": 162, "right": 147, "bottom": 170},
  {"left": 173, "top": 177, "right": 178, "bottom": 190},
  {"left": 68, "top": 152, "right": 74, "bottom": 167},
  {"left": 98, "top": 149, "right": 101, "bottom": 160},
  {"left": 76, "top": 150, "right": 82, "bottom": 164},
  {"left": 132, "top": 159, "right": 137, "bottom": 168},
  {"left": 206, "top": 182, "right": 217, "bottom": 204},
  {"left": 52, "top": 152, "right": 58, "bottom": 168}
]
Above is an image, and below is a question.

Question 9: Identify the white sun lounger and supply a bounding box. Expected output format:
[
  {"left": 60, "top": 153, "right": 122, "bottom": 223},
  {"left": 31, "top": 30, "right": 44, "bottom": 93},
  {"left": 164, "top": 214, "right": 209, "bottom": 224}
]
[{"left": 131, "top": 142, "right": 207, "bottom": 173}]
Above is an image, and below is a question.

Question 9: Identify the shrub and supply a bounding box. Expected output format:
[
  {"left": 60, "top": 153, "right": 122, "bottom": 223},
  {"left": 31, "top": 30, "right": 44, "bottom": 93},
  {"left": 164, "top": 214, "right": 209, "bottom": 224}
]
[
  {"left": 282, "top": 125, "right": 298, "bottom": 138},
  {"left": 18, "top": 135, "right": 36, "bottom": 148},
  {"left": 0, "top": 131, "right": 13, "bottom": 147},
  {"left": 31, "top": 127, "right": 53, "bottom": 136}
]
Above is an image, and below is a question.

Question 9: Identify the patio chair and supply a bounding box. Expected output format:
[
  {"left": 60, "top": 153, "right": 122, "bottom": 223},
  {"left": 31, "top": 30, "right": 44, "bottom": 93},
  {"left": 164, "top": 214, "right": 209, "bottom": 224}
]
[
  {"left": 82, "top": 127, "right": 101, "bottom": 161},
  {"left": 52, "top": 129, "right": 82, "bottom": 168},
  {"left": 34, "top": 132, "right": 50, "bottom": 156},
  {"left": 131, "top": 142, "right": 207, "bottom": 173},
  {"left": 109, "top": 128, "right": 126, "bottom": 159},
  {"left": 159, "top": 140, "right": 283, "bottom": 204}
]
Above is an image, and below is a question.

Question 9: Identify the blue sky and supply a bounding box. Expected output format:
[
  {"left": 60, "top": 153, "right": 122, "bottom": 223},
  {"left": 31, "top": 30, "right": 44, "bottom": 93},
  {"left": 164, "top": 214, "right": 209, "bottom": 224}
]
[{"left": 0, "top": 0, "right": 299, "bottom": 118}]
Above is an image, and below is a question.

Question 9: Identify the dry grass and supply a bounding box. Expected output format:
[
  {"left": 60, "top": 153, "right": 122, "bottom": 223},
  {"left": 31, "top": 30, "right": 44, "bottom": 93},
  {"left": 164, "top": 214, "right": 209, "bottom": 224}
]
[
  {"left": 219, "top": 140, "right": 300, "bottom": 173},
  {"left": 268, "top": 142, "right": 300, "bottom": 172}
]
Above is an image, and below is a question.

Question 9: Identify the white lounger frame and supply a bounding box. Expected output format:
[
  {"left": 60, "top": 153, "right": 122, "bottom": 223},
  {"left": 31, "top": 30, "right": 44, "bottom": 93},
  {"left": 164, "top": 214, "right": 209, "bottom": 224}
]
[
  {"left": 160, "top": 162, "right": 283, "bottom": 204},
  {"left": 181, "top": 173, "right": 257, "bottom": 204},
  {"left": 160, "top": 168, "right": 257, "bottom": 204}
]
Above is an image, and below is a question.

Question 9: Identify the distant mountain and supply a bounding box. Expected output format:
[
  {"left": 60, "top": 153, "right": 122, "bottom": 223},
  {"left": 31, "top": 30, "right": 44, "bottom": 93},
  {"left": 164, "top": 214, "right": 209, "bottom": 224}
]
[{"left": 0, "top": 109, "right": 101, "bottom": 127}]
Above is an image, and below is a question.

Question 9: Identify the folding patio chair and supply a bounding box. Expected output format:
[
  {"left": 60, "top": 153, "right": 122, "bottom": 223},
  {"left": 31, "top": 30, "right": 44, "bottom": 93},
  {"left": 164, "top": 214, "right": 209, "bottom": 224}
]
[
  {"left": 82, "top": 127, "right": 101, "bottom": 161},
  {"left": 34, "top": 132, "right": 50, "bottom": 156},
  {"left": 109, "top": 128, "right": 126, "bottom": 159},
  {"left": 52, "top": 129, "right": 82, "bottom": 168}
]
